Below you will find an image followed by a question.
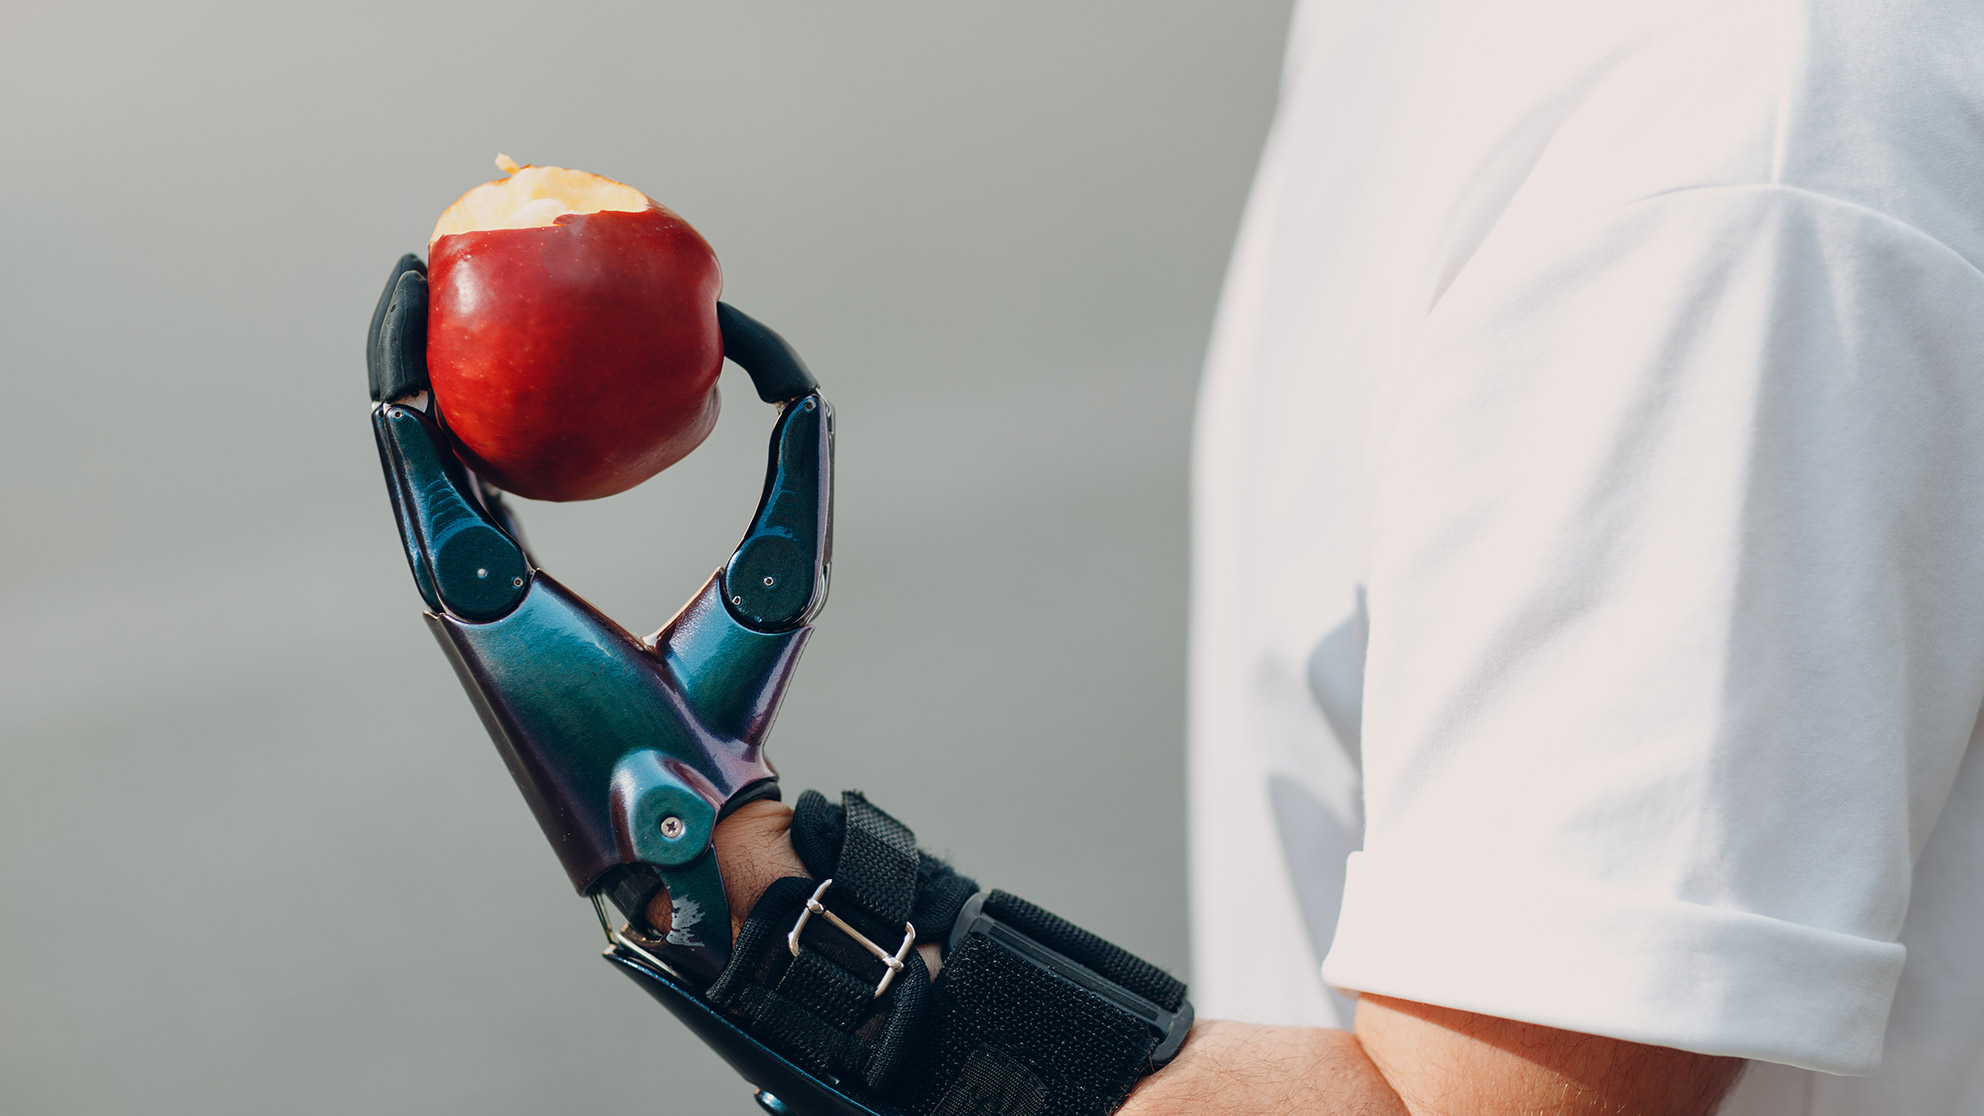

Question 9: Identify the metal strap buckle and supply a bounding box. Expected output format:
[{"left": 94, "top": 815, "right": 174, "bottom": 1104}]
[{"left": 786, "top": 878, "right": 917, "bottom": 998}]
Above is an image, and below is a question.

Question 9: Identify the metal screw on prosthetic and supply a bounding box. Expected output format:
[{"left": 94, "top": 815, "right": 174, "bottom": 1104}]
[{"left": 367, "top": 254, "right": 834, "bottom": 987}]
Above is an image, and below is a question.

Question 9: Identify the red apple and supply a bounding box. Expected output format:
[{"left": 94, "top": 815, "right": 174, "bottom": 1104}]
[{"left": 425, "top": 156, "right": 722, "bottom": 501}]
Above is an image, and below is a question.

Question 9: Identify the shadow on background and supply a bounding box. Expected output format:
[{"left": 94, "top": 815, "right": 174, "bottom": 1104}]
[{"left": 0, "top": 2, "right": 1292, "bottom": 1112}]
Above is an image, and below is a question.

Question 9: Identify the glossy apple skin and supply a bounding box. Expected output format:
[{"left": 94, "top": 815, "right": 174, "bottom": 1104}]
[{"left": 426, "top": 205, "right": 723, "bottom": 501}]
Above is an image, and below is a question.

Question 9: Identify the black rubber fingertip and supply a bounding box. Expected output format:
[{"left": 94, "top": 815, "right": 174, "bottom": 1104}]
[
  {"left": 376, "top": 269, "right": 431, "bottom": 402},
  {"left": 718, "top": 302, "right": 820, "bottom": 403},
  {"left": 368, "top": 253, "right": 426, "bottom": 401}
]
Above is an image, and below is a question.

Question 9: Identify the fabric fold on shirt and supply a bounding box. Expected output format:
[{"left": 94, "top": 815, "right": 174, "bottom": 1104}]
[{"left": 1326, "top": 850, "right": 1906, "bottom": 1074}]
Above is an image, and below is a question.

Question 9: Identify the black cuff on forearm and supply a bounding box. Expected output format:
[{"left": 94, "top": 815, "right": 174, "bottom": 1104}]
[{"left": 710, "top": 790, "right": 1190, "bottom": 1116}]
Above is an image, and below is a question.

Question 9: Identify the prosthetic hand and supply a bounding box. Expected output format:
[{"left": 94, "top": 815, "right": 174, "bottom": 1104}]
[{"left": 366, "top": 256, "right": 1191, "bottom": 1116}]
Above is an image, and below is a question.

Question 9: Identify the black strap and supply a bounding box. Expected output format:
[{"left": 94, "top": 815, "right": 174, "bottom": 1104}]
[
  {"left": 707, "top": 792, "right": 939, "bottom": 1091},
  {"left": 928, "top": 1046, "right": 1046, "bottom": 1116},
  {"left": 789, "top": 789, "right": 980, "bottom": 942},
  {"left": 900, "top": 930, "right": 1166, "bottom": 1116},
  {"left": 831, "top": 791, "right": 920, "bottom": 931},
  {"left": 710, "top": 791, "right": 1185, "bottom": 1116},
  {"left": 975, "top": 892, "right": 1185, "bottom": 1014}
]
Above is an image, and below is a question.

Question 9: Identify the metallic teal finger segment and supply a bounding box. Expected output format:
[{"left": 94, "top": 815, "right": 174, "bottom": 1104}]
[
  {"left": 373, "top": 403, "right": 529, "bottom": 622},
  {"left": 724, "top": 392, "right": 833, "bottom": 632}
]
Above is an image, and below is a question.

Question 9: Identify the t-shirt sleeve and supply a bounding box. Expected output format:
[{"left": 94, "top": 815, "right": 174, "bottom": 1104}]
[{"left": 1321, "top": 184, "right": 1984, "bottom": 1075}]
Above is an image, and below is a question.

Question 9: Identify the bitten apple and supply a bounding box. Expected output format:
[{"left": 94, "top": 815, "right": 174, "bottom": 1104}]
[{"left": 425, "top": 156, "right": 722, "bottom": 501}]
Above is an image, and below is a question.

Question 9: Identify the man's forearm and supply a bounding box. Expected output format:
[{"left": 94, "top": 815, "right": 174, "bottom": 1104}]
[
  {"left": 1119, "top": 998, "right": 1744, "bottom": 1116},
  {"left": 1117, "top": 1020, "right": 1408, "bottom": 1116},
  {"left": 1355, "top": 995, "right": 1744, "bottom": 1116}
]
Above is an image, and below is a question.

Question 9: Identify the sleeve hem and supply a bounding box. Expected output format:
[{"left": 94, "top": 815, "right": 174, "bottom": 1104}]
[{"left": 1319, "top": 851, "right": 1905, "bottom": 1075}]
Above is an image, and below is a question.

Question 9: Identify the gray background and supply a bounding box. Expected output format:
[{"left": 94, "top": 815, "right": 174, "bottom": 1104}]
[{"left": 0, "top": 3, "right": 1291, "bottom": 1112}]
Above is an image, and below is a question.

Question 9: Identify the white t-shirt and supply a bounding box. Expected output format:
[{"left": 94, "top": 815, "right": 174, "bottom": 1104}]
[{"left": 1188, "top": 1, "right": 1984, "bottom": 1111}]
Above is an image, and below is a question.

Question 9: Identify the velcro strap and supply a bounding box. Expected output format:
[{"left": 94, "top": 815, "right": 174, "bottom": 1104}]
[
  {"left": 928, "top": 1046, "right": 1046, "bottom": 1116},
  {"left": 904, "top": 930, "right": 1160, "bottom": 1116},
  {"left": 707, "top": 875, "right": 932, "bottom": 1090},
  {"left": 976, "top": 891, "right": 1185, "bottom": 1014},
  {"left": 706, "top": 792, "right": 939, "bottom": 1092},
  {"left": 835, "top": 792, "right": 919, "bottom": 923},
  {"left": 791, "top": 789, "right": 981, "bottom": 942}
]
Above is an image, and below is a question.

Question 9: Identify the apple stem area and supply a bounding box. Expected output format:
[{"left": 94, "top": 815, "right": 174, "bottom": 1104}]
[{"left": 495, "top": 153, "right": 522, "bottom": 175}]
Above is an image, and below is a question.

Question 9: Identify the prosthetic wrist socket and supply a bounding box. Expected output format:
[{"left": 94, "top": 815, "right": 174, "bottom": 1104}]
[{"left": 606, "top": 791, "right": 1192, "bottom": 1116}]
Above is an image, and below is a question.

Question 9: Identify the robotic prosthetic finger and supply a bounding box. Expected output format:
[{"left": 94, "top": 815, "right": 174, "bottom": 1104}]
[{"left": 366, "top": 257, "right": 1189, "bottom": 1116}]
